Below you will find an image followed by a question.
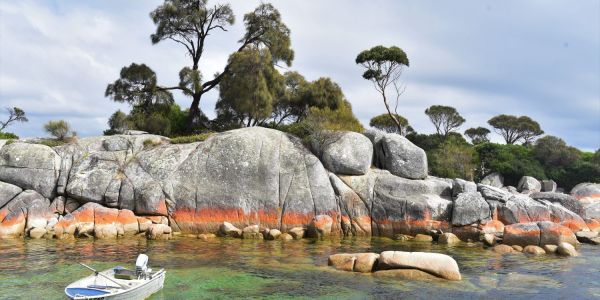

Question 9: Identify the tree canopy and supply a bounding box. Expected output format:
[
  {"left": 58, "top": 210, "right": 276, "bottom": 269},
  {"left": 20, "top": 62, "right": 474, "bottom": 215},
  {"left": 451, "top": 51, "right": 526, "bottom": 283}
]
[
  {"left": 108, "top": 1, "right": 294, "bottom": 132},
  {"left": 424, "top": 105, "right": 465, "bottom": 136},
  {"left": 105, "top": 63, "right": 174, "bottom": 111},
  {"left": 0, "top": 107, "right": 28, "bottom": 132},
  {"left": 488, "top": 114, "right": 543, "bottom": 145},
  {"left": 369, "top": 113, "right": 414, "bottom": 136},
  {"left": 464, "top": 127, "right": 491, "bottom": 144},
  {"left": 356, "top": 45, "right": 409, "bottom": 132}
]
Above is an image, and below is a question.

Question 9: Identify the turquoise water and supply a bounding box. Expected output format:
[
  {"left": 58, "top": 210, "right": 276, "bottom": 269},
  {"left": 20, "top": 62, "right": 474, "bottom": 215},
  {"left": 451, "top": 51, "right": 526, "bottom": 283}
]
[{"left": 1, "top": 236, "right": 599, "bottom": 299}]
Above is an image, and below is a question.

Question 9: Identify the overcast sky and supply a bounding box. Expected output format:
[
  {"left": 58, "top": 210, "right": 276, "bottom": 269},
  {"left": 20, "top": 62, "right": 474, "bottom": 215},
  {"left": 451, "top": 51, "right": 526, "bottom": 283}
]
[{"left": 1, "top": 0, "right": 599, "bottom": 150}]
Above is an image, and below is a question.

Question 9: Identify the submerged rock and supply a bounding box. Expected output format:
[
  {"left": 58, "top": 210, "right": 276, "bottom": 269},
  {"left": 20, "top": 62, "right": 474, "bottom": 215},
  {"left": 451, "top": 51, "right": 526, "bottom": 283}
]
[{"left": 557, "top": 242, "right": 578, "bottom": 256}]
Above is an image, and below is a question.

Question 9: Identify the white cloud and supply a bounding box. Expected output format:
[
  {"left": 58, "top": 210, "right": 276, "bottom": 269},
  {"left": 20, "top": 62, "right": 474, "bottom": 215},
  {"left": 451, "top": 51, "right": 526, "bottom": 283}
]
[{"left": 0, "top": 0, "right": 598, "bottom": 150}]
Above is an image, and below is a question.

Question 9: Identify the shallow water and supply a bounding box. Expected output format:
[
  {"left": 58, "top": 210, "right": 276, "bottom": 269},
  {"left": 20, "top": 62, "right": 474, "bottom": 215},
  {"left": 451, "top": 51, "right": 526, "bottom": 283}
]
[{"left": 1, "top": 236, "right": 599, "bottom": 299}]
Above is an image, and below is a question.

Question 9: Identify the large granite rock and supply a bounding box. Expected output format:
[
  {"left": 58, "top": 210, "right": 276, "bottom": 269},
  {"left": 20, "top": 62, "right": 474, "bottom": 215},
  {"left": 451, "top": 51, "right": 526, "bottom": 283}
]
[
  {"left": 504, "top": 221, "right": 577, "bottom": 247},
  {"left": 367, "top": 130, "right": 427, "bottom": 179},
  {"left": 540, "top": 180, "right": 557, "bottom": 192},
  {"left": 451, "top": 192, "right": 491, "bottom": 226},
  {"left": 0, "top": 181, "right": 22, "bottom": 208},
  {"left": 168, "top": 127, "right": 338, "bottom": 233},
  {"left": 312, "top": 131, "right": 372, "bottom": 175},
  {"left": 377, "top": 251, "right": 461, "bottom": 281},
  {"left": 452, "top": 179, "right": 477, "bottom": 198},
  {"left": 480, "top": 172, "right": 503, "bottom": 188},
  {"left": 571, "top": 183, "right": 600, "bottom": 219},
  {"left": 329, "top": 174, "right": 371, "bottom": 236},
  {"left": 0, "top": 142, "right": 61, "bottom": 198},
  {"left": 530, "top": 192, "right": 585, "bottom": 217},
  {"left": 517, "top": 176, "right": 541, "bottom": 193}
]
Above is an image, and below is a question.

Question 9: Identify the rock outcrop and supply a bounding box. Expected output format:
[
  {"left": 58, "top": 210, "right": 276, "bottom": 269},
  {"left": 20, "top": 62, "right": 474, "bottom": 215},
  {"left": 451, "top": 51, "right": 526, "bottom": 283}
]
[
  {"left": 571, "top": 183, "right": 600, "bottom": 219},
  {"left": 367, "top": 130, "right": 428, "bottom": 179},
  {"left": 312, "top": 131, "right": 372, "bottom": 175},
  {"left": 480, "top": 172, "right": 503, "bottom": 188}
]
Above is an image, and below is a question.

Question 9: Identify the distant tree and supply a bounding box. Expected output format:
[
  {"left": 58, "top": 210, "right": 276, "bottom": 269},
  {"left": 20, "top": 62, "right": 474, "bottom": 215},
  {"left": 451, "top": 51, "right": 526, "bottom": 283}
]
[
  {"left": 464, "top": 127, "right": 491, "bottom": 144},
  {"left": 356, "top": 45, "right": 409, "bottom": 132},
  {"left": 0, "top": 107, "right": 28, "bottom": 132},
  {"left": 270, "top": 71, "right": 309, "bottom": 125},
  {"left": 369, "top": 113, "right": 414, "bottom": 136},
  {"left": 533, "top": 136, "right": 580, "bottom": 168},
  {"left": 424, "top": 105, "right": 465, "bottom": 137},
  {"left": 488, "top": 114, "right": 543, "bottom": 145},
  {"left": 106, "top": 110, "right": 129, "bottom": 135},
  {"left": 44, "top": 120, "right": 71, "bottom": 140},
  {"left": 475, "top": 143, "right": 546, "bottom": 185},
  {"left": 216, "top": 47, "right": 283, "bottom": 127}
]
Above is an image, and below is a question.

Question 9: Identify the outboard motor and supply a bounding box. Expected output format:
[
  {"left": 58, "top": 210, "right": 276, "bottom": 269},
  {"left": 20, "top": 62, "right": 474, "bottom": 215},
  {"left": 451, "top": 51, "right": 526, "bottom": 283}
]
[{"left": 135, "top": 254, "right": 149, "bottom": 279}]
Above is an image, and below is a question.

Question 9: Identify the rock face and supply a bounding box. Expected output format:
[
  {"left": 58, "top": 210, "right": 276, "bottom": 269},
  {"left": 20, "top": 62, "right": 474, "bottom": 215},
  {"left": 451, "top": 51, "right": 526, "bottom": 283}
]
[
  {"left": 312, "top": 131, "right": 373, "bottom": 175},
  {"left": 540, "top": 180, "right": 557, "bottom": 192},
  {"left": 452, "top": 179, "right": 477, "bottom": 198},
  {"left": 367, "top": 130, "right": 427, "bottom": 180},
  {"left": 0, "top": 143, "right": 61, "bottom": 198},
  {"left": 169, "top": 128, "right": 338, "bottom": 233},
  {"left": 480, "top": 173, "right": 503, "bottom": 188},
  {"left": 377, "top": 251, "right": 461, "bottom": 281},
  {"left": 571, "top": 183, "right": 600, "bottom": 219},
  {"left": 517, "top": 176, "right": 541, "bottom": 194},
  {"left": 503, "top": 221, "right": 577, "bottom": 247},
  {"left": 451, "top": 192, "right": 491, "bottom": 226},
  {"left": 0, "top": 181, "right": 22, "bottom": 208}
]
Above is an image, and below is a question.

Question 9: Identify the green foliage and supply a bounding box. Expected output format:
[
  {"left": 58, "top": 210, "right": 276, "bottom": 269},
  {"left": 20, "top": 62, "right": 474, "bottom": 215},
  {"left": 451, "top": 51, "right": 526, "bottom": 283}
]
[
  {"left": 356, "top": 45, "right": 409, "bottom": 132},
  {"left": 170, "top": 132, "right": 215, "bottom": 144},
  {"left": 532, "top": 136, "right": 600, "bottom": 190},
  {"left": 105, "top": 63, "right": 174, "bottom": 110},
  {"left": 1, "top": 107, "right": 28, "bottom": 132},
  {"left": 104, "top": 110, "right": 129, "bottom": 135},
  {"left": 216, "top": 47, "right": 282, "bottom": 127},
  {"left": 424, "top": 105, "right": 466, "bottom": 136},
  {"left": 44, "top": 120, "right": 72, "bottom": 140},
  {"left": 38, "top": 139, "right": 67, "bottom": 148},
  {"left": 475, "top": 142, "right": 546, "bottom": 186},
  {"left": 429, "top": 137, "right": 477, "bottom": 180},
  {"left": 0, "top": 132, "right": 18, "bottom": 139},
  {"left": 407, "top": 132, "right": 467, "bottom": 152},
  {"left": 277, "top": 101, "right": 364, "bottom": 140},
  {"left": 369, "top": 113, "right": 413, "bottom": 136},
  {"left": 488, "top": 114, "right": 544, "bottom": 145},
  {"left": 355, "top": 46, "right": 409, "bottom": 80},
  {"left": 126, "top": 103, "right": 189, "bottom": 137},
  {"left": 241, "top": 3, "right": 294, "bottom": 66},
  {"left": 464, "top": 127, "right": 491, "bottom": 144}
]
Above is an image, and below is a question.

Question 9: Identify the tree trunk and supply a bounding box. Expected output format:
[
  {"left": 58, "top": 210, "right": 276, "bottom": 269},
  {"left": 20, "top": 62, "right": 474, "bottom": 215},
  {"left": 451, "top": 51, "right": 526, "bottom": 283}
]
[{"left": 186, "top": 93, "right": 202, "bottom": 133}]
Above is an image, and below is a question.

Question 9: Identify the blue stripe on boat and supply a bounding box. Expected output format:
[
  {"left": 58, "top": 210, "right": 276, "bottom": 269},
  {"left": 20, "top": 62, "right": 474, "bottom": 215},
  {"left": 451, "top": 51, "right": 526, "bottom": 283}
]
[{"left": 65, "top": 287, "right": 111, "bottom": 297}]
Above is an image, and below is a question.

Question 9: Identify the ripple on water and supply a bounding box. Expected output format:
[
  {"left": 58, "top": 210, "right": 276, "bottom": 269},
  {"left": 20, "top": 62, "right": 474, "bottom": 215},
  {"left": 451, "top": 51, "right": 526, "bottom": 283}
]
[{"left": 1, "top": 238, "right": 600, "bottom": 299}]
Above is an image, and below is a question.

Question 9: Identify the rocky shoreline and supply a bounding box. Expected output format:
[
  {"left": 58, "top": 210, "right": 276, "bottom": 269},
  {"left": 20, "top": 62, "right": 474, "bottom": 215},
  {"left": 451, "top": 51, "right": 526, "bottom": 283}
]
[{"left": 1, "top": 127, "right": 599, "bottom": 255}]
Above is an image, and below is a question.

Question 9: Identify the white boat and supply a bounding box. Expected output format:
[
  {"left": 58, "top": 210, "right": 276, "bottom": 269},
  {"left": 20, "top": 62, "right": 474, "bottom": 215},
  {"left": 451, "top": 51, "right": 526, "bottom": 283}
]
[{"left": 65, "top": 254, "right": 166, "bottom": 300}]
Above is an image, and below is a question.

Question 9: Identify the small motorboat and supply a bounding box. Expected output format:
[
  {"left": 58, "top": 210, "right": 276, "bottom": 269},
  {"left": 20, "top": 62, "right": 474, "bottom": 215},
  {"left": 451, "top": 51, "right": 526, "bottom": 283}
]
[{"left": 65, "top": 254, "right": 166, "bottom": 300}]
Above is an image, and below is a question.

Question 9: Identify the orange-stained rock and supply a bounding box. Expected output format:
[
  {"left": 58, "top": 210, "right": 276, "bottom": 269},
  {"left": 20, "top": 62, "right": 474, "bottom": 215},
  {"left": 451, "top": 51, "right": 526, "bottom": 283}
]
[
  {"left": 452, "top": 225, "right": 481, "bottom": 242},
  {"left": 0, "top": 209, "right": 26, "bottom": 239},
  {"left": 503, "top": 222, "right": 541, "bottom": 246},
  {"left": 480, "top": 220, "right": 505, "bottom": 234},
  {"left": 93, "top": 206, "right": 119, "bottom": 239},
  {"left": 523, "top": 245, "right": 546, "bottom": 255},
  {"left": 307, "top": 215, "right": 333, "bottom": 238},
  {"left": 137, "top": 217, "right": 152, "bottom": 233},
  {"left": 117, "top": 209, "right": 139, "bottom": 235},
  {"left": 560, "top": 220, "right": 589, "bottom": 232},
  {"left": 585, "top": 219, "right": 600, "bottom": 232},
  {"left": 539, "top": 221, "right": 578, "bottom": 247}
]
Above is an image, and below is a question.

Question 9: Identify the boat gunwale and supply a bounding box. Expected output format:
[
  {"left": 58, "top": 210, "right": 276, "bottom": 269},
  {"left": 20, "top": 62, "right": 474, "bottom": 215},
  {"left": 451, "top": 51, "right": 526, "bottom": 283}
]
[{"left": 65, "top": 268, "right": 166, "bottom": 300}]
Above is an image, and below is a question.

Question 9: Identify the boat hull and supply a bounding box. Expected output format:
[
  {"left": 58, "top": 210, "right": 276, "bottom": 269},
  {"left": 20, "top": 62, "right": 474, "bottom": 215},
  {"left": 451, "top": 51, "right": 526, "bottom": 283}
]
[{"left": 65, "top": 269, "right": 165, "bottom": 300}]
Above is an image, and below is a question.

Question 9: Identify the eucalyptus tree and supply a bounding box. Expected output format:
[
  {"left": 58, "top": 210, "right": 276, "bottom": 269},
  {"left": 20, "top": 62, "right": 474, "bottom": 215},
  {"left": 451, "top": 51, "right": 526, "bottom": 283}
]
[
  {"left": 0, "top": 107, "right": 28, "bottom": 132},
  {"left": 424, "top": 105, "right": 466, "bottom": 137},
  {"left": 488, "top": 114, "right": 543, "bottom": 145},
  {"left": 464, "top": 127, "right": 490, "bottom": 144},
  {"left": 356, "top": 45, "right": 409, "bottom": 132},
  {"left": 106, "top": 0, "right": 294, "bottom": 131}
]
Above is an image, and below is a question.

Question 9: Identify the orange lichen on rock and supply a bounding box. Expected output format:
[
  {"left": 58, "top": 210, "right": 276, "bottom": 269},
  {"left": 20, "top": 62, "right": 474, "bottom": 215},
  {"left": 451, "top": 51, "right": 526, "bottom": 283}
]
[
  {"left": 0, "top": 209, "right": 26, "bottom": 238},
  {"left": 560, "top": 220, "right": 589, "bottom": 232}
]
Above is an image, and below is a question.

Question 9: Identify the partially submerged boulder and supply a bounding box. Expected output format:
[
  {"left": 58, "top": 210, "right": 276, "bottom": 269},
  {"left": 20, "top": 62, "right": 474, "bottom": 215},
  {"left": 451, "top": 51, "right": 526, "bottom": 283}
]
[
  {"left": 504, "top": 221, "right": 577, "bottom": 247},
  {"left": 377, "top": 251, "right": 461, "bottom": 281}
]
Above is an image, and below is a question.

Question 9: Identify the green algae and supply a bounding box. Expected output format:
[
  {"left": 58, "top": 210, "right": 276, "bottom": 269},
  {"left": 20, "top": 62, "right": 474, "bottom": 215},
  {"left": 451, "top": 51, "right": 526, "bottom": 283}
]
[{"left": 1, "top": 237, "right": 600, "bottom": 299}]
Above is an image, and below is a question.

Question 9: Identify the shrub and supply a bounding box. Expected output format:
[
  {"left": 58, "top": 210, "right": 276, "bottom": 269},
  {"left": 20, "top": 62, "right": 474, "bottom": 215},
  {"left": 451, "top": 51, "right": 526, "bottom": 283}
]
[
  {"left": 475, "top": 142, "right": 546, "bottom": 186},
  {"left": 170, "top": 132, "right": 215, "bottom": 144},
  {"left": 44, "top": 120, "right": 72, "bottom": 140},
  {"left": 429, "top": 136, "right": 477, "bottom": 180},
  {"left": 0, "top": 132, "right": 18, "bottom": 139}
]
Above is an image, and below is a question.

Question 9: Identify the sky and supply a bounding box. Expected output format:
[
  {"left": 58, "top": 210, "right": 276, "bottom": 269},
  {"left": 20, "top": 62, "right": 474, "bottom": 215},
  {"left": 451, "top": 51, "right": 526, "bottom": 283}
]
[{"left": 0, "top": 0, "right": 599, "bottom": 150}]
